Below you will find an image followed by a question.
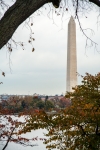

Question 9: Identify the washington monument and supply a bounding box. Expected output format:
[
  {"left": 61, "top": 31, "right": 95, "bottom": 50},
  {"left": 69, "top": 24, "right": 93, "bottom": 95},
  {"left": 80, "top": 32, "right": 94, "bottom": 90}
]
[{"left": 67, "top": 16, "right": 77, "bottom": 92}]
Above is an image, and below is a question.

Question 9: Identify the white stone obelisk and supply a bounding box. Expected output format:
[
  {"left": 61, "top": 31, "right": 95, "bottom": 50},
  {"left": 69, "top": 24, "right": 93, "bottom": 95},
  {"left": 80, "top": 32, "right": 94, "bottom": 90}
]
[{"left": 67, "top": 16, "right": 77, "bottom": 92}]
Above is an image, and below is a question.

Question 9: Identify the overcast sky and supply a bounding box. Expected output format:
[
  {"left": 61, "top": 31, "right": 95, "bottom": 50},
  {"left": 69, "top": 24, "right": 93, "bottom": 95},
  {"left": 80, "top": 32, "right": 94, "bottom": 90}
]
[{"left": 0, "top": 1, "right": 100, "bottom": 95}]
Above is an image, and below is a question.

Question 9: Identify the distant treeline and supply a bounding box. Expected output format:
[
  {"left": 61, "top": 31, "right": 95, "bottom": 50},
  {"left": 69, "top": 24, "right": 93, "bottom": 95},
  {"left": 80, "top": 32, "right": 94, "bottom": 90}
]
[{"left": 0, "top": 95, "right": 71, "bottom": 114}]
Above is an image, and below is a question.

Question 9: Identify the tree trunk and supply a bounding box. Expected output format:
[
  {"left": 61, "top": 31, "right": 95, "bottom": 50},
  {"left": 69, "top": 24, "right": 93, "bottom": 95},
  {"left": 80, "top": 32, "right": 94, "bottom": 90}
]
[{"left": 0, "top": 0, "right": 50, "bottom": 49}]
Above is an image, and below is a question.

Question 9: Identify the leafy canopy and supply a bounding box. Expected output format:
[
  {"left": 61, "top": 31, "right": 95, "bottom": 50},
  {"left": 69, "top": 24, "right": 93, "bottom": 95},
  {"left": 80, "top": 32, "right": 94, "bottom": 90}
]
[{"left": 24, "top": 73, "right": 100, "bottom": 150}]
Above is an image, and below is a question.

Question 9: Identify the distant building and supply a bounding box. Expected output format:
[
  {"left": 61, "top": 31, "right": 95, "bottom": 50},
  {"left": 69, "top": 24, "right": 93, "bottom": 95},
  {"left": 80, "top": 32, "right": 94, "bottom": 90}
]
[{"left": 0, "top": 94, "right": 9, "bottom": 101}]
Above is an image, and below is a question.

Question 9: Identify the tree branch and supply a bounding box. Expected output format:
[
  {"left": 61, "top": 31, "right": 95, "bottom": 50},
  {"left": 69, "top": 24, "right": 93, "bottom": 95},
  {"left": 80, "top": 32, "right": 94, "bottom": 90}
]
[
  {"left": 89, "top": 0, "right": 100, "bottom": 7},
  {"left": 77, "top": 124, "right": 86, "bottom": 136},
  {"left": 2, "top": 127, "right": 15, "bottom": 150},
  {"left": 0, "top": 0, "right": 49, "bottom": 49},
  {"left": 96, "top": 123, "right": 100, "bottom": 136}
]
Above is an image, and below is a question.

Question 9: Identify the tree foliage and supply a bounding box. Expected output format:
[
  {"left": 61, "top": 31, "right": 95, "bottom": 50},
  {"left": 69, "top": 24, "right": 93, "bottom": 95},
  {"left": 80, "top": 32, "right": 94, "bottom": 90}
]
[
  {"left": 0, "top": 113, "right": 36, "bottom": 150},
  {"left": 0, "top": 96, "right": 44, "bottom": 149},
  {"left": 23, "top": 73, "right": 100, "bottom": 150},
  {"left": 1, "top": 73, "right": 100, "bottom": 149},
  {"left": 46, "top": 73, "right": 100, "bottom": 150},
  {"left": 0, "top": 95, "right": 55, "bottom": 113}
]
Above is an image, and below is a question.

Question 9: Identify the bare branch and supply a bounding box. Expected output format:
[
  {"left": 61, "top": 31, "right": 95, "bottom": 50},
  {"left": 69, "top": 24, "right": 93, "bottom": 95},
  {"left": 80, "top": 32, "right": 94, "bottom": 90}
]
[{"left": 2, "top": 127, "right": 15, "bottom": 150}]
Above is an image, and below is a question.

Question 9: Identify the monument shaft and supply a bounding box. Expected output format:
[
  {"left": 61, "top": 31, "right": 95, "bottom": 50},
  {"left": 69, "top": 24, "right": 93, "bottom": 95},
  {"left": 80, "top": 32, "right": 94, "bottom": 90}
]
[{"left": 67, "top": 16, "right": 77, "bottom": 92}]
